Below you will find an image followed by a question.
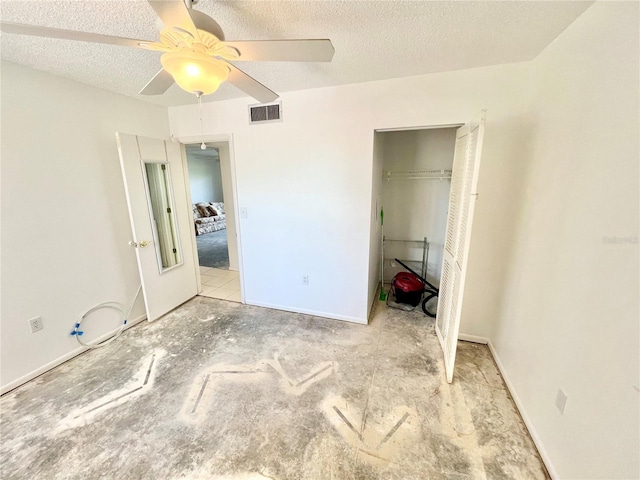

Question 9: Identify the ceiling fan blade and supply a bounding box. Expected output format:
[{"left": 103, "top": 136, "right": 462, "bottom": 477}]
[
  {"left": 0, "top": 21, "right": 146, "bottom": 48},
  {"left": 223, "top": 39, "right": 335, "bottom": 62},
  {"left": 139, "top": 69, "right": 175, "bottom": 95},
  {"left": 189, "top": 9, "right": 225, "bottom": 41},
  {"left": 225, "top": 62, "right": 279, "bottom": 104},
  {"left": 147, "top": 0, "right": 199, "bottom": 39}
]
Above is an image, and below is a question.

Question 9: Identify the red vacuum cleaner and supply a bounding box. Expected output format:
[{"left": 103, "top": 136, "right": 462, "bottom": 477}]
[
  {"left": 388, "top": 258, "right": 439, "bottom": 317},
  {"left": 391, "top": 271, "right": 424, "bottom": 307}
]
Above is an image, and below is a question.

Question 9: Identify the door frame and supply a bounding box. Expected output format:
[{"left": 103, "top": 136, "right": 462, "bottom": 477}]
[
  {"left": 375, "top": 123, "right": 464, "bottom": 133},
  {"left": 173, "top": 133, "right": 245, "bottom": 303},
  {"left": 370, "top": 121, "right": 465, "bottom": 313},
  {"left": 370, "top": 117, "right": 482, "bottom": 383}
]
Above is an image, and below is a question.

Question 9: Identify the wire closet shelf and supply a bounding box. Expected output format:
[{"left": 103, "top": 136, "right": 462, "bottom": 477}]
[
  {"left": 383, "top": 237, "right": 429, "bottom": 281},
  {"left": 383, "top": 169, "right": 452, "bottom": 181}
]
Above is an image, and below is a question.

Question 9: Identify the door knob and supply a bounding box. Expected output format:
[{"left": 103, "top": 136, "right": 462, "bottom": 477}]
[{"left": 128, "top": 240, "right": 152, "bottom": 248}]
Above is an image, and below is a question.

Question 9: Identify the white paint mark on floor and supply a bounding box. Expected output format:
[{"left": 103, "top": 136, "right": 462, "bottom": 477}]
[
  {"left": 438, "top": 370, "right": 489, "bottom": 478},
  {"left": 57, "top": 349, "right": 165, "bottom": 431},
  {"left": 321, "top": 395, "right": 419, "bottom": 466},
  {"left": 263, "top": 352, "right": 336, "bottom": 396},
  {"left": 179, "top": 364, "right": 270, "bottom": 424},
  {"left": 197, "top": 314, "right": 219, "bottom": 323},
  {"left": 180, "top": 353, "right": 337, "bottom": 424}
]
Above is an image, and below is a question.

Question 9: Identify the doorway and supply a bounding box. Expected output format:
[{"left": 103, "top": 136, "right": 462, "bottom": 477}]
[
  {"left": 373, "top": 127, "right": 458, "bottom": 300},
  {"left": 184, "top": 142, "right": 242, "bottom": 303},
  {"left": 369, "top": 117, "right": 486, "bottom": 383}
]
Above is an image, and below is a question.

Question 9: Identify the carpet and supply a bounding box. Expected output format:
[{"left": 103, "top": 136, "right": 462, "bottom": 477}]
[{"left": 195, "top": 229, "right": 229, "bottom": 269}]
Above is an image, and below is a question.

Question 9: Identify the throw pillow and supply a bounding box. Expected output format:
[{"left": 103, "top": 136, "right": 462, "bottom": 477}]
[
  {"left": 207, "top": 206, "right": 218, "bottom": 216},
  {"left": 197, "top": 205, "right": 210, "bottom": 217}
]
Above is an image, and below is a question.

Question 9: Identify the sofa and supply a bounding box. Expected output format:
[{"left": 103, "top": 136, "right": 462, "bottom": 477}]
[{"left": 193, "top": 202, "right": 226, "bottom": 235}]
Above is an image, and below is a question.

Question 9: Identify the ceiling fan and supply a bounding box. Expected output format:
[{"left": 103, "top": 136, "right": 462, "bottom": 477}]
[{"left": 0, "top": 0, "right": 335, "bottom": 103}]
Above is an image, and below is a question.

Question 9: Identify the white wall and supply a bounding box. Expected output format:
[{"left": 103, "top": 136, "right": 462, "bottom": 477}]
[
  {"left": 486, "top": 3, "right": 639, "bottom": 478},
  {"left": 185, "top": 150, "right": 223, "bottom": 204},
  {"left": 1, "top": 61, "right": 170, "bottom": 392},
  {"left": 169, "top": 61, "right": 531, "bottom": 324},
  {"left": 379, "top": 128, "right": 456, "bottom": 285}
]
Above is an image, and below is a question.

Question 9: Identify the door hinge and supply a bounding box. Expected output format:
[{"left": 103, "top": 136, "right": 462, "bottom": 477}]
[
  {"left": 166, "top": 207, "right": 172, "bottom": 213},
  {"left": 161, "top": 164, "right": 166, "bottom": 171}
]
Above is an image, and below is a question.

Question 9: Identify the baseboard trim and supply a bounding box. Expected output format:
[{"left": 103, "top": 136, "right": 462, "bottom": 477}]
[
  {"left": 246, "top": 300, "right": 367, "bottom": 325},
  {"left": 0, "top": 314, "right": 147, "bottom": 396},
  {"left": 368, "top": 289, "right": 379, "bottom": 320},
  {"left": 458, "top": 333, "right": 489, "bottom": 344},
  {"left": 487, "top": 340, "right": 557, "bottom": 480}
]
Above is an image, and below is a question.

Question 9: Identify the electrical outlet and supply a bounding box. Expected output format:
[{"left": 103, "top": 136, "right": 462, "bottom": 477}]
[
  {"left": 303, "top": 275, "right": 309, "bottom": 286},
  {"left": 28, "top": 317, "right": 43, "bottom": 333},
  {"left": 556, "top": 388, "right": 568, "bottom": 415}
]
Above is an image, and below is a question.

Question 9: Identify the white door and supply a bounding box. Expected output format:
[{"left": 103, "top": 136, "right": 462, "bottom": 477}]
[
  {"left": 116, "top": 133, "right": 198, "bottom": 321},
  {"left": 436, "top": 115, "right": 486, "bottom": 383}
]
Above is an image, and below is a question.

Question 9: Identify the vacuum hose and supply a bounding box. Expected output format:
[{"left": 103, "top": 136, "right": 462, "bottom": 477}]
[{"left": 70, "top": 285, "right": 143, "bottom": 349}]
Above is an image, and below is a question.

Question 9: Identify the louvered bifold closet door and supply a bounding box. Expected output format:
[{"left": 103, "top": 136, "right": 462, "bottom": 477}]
[
  {"left": 435, "top": 117, "right": 485, "bottom": 383},
  {"left": 435, "top": 125, "right": 469, "bottom": 381}
]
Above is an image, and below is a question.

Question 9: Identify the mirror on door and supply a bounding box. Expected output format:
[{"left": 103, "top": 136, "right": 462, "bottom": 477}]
[{"left": 144, "top": 162, "right": 182, "bottom": 272}]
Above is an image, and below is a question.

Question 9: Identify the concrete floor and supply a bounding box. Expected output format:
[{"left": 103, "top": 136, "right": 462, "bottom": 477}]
[{"left": 0, "top": 297, "right": 549, "bottom": 479}]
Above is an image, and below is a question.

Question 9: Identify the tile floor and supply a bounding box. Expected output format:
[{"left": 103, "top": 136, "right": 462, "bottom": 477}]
[{"left": 198, "top": 266, "right": 242, "bottom": 302}]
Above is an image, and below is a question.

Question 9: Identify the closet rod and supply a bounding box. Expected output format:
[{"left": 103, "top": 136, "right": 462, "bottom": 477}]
[{"left": 383, "top": 169, "right": 452, "bottom": 181}]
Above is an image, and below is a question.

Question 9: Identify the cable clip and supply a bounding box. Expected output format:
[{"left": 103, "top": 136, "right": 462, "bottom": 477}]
[{"left": 70, "top": 323, "right": 84, "bottom": 336}]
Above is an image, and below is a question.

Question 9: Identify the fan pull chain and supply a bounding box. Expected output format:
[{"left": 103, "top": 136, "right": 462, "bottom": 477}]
[{"left": 197, "top": 92, "right": 206, "bottom": 150}]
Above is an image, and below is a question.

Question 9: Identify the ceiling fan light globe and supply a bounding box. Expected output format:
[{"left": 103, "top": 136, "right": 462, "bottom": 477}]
[
  {"left": 185, "top": 64, "right": 200, "bottom": 76},
  {"left": 160, "top": 50, "right": 229, "bottom": 96}
]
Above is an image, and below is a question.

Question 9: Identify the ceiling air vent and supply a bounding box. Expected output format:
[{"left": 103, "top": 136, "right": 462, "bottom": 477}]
[{"left": 249, "top": 101, "right": 282, "bottom": 125}]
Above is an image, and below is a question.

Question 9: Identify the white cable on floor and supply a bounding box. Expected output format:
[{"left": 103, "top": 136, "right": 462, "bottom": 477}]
[{"left": 70, "top": 285, "right": 143, "bottom": 349}]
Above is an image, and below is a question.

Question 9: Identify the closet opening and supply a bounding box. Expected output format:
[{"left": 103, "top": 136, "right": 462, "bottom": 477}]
[{"left": 369, "top": 125, "right": 460, "bottom": 316}]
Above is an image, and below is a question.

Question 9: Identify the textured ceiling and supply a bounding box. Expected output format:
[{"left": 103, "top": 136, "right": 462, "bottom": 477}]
[{"left": 0, "top": 0, "right": 592, "bottom": 107}]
